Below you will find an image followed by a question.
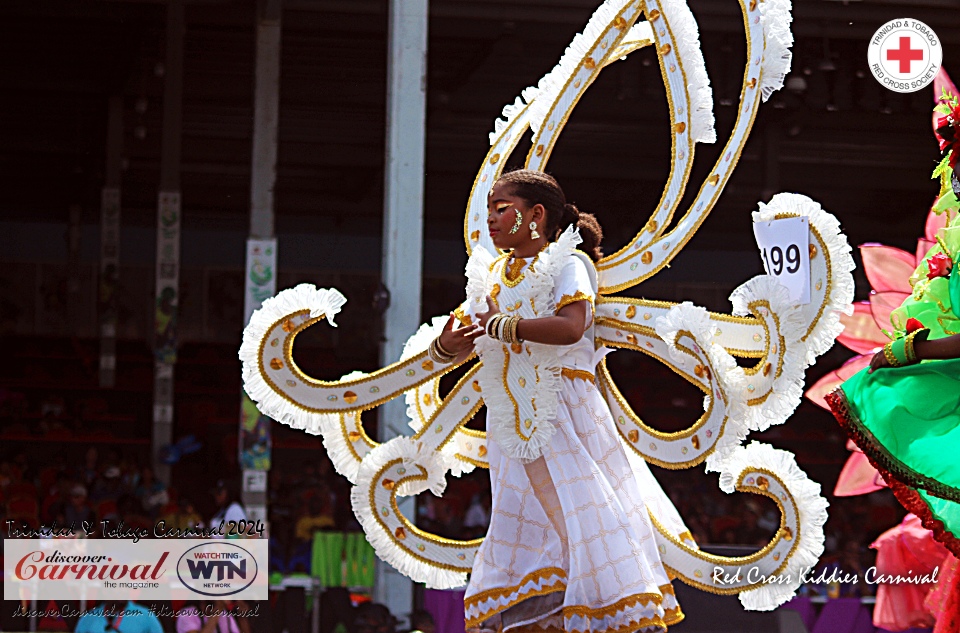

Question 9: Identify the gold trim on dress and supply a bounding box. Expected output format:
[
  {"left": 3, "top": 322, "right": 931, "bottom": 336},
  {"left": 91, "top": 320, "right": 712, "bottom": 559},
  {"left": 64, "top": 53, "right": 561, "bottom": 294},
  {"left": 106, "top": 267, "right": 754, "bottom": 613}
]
[
  {"left": 500, "top": 247, "right": 548, "bottom": 289},
  {"left": 557, "top": 291, "right": 595, "bottom": 311},
  {"left": 567, "top": 615, "right": 667, "bottom": 633},
  {"left": 561, "top": 591, "right": 662, "bottom": 618},
  {"left": 465, "top": 566, "right": 568, "bottom": 613},
  {"left": 560, "top": 368, "right": 596, "bottom": 383}
]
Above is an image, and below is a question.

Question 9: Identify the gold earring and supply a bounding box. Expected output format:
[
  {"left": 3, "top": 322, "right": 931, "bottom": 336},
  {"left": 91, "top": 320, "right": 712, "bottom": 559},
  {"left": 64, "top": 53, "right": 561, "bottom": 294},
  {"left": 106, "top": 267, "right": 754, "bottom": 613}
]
[
  {"left": 529, "top": 222, "right": 540, "bottom": 240},
  {"left": 509, "top": 208, "right": 523, "bottom": 234}
]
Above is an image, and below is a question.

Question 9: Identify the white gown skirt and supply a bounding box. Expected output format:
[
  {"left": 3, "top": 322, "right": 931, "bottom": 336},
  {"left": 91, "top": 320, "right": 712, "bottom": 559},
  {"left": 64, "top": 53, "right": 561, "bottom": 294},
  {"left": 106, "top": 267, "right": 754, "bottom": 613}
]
[{"left": 464, "top": 375, "right": 687, "bottom": 633}]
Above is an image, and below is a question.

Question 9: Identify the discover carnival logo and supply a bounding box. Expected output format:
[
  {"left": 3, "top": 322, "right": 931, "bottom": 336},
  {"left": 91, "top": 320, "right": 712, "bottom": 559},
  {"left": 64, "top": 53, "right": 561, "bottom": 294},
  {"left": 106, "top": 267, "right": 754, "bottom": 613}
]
[
  {"left": 4, "top": 538, "right": 267, "bottom": 600},
  {"left": 868, "top": 18, "right": 942, "bottom": 93},
  {"left": 176, "top": 542, "right": 259, "bottom": 597}
]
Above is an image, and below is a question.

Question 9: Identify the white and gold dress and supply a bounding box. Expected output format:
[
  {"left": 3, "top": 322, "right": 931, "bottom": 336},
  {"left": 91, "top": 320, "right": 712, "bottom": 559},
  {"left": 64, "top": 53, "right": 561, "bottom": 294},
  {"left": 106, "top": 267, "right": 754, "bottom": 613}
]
[{"left": 460, "top": 228, "right": 687, "bottom": 633}]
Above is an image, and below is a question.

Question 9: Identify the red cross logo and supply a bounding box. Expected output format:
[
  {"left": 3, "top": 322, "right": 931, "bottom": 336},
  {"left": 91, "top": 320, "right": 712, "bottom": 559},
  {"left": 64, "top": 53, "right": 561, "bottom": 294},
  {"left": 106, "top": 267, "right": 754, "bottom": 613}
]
[{"left": 886, "top": 36, "right": 923, "bottom": 74}]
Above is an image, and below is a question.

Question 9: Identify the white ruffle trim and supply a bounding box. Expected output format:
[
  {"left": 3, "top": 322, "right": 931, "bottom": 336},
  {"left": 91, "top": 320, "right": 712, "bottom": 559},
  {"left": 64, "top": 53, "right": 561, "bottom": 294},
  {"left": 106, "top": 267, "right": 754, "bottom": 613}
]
[
  {"left": 489, "top": 87, "right": 541, "bottom": 146},
  {"left": 239, "top": 284, "right": 347, "bottom": 428},
  {"left": 400, "top": 315, "right": 448, "bottom": 431},
  {"left": 528, "top": 226, "right": 583, "bottom": 311},
  {"left": 718, "top": 442, "right": 829, "bottom": 610},
  {"left": 527, "top": 0, "right": 634, "bottom": 134},
  {"left": 659, "top": 0, "right": 716, "bottom": 143},
  {"left": 617, "top": 21, "right": 654, "bottom": 59},
  {"left": 472, "top": 228, "right": 581, "bottom": 462},
  {"left": 350, "top": 437, "right": 466, "bottom": 589},
  {"left": 472, "top": 341, "right": 562, "bottom": 464},
  {"left": 759, "top": 0, "right": 794, "bottom": 102},
  {"left": 728, "top": 275, "right": 806, "bottom": 434},
  {"left": 465, "top": 246, "right": 496, "bottom": 312},
  {"left": 753, "top": 193, "right": 855, "bottom": 366},
  {"left": 654, "top": 301, "right": 747, "bottom": 464},
  {"left": 398, "top": 314, "right": 478, "bottom": 477},
  {"left": 308, "top": 371, "right": 368, "bottom": 484}
]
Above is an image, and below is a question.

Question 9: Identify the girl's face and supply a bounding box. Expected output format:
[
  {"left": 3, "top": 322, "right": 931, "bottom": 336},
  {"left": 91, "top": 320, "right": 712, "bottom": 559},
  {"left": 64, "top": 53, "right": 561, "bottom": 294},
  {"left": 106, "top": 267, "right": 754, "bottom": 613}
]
[{"left": 486, "top": 182, "right": 545, "bottom": 252}]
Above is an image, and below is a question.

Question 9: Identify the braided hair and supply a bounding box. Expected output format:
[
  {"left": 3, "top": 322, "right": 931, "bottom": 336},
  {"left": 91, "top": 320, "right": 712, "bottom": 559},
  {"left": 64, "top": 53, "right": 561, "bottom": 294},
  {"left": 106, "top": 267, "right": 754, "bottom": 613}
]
[{"left": 496, "top": 169, "right": 603, "bottom": 262}]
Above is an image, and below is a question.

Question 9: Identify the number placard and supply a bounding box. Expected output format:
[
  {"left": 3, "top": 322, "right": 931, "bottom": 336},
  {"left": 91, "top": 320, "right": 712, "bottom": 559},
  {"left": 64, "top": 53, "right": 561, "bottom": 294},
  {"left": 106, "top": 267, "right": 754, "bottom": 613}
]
[{"left": 753, "top": 216, "right": 811, "bottom": 305}]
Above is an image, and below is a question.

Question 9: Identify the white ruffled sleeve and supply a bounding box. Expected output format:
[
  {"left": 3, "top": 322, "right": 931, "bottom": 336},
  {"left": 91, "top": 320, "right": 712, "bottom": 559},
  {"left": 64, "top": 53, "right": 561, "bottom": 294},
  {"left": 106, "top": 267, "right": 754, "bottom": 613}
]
[{"left": 553, "top": 255, "right": 596, "bottom": 313}]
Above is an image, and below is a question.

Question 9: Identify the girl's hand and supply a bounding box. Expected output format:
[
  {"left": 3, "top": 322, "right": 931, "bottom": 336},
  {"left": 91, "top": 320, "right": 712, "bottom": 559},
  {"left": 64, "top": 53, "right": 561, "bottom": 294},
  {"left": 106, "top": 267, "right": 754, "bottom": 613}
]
[
  {"left": 475, "top": 297, "right": 500, "bottom": 330},
  {"left": 437, "top": 313, "right": 483, "bottom": 355},
  {"left": 867, "top": 348, "right": 891, "bottom": 374}
]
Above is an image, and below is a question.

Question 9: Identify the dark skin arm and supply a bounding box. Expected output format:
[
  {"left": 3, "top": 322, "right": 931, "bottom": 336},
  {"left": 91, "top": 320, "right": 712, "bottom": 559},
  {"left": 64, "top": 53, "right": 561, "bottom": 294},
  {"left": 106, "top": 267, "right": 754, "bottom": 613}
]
[
  {"left": 868, "top": 332, "right": 960, "bottom": 373},
  {"left": 436, "top": 313, "right": 484, "bottom": 365},
  {"left": 475, "top": 297, "right": 589, "bottom": 346}
]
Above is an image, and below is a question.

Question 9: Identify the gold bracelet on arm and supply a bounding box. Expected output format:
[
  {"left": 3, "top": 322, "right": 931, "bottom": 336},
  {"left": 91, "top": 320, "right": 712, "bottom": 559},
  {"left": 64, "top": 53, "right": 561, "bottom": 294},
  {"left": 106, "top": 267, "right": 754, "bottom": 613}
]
[
  {"left": 882, "top": 342, "right": 901, "bottom": 367},
  {"left": 428, "top": 337, "right": 456, "bottom": 364},
  {"left": 904, "top": 328, "right": 930, "bottom": 364},
  {"left": 510, "top": 316, "right": 522, "bottom": 344},
  {"left": 485, "top": 314, "right": 501, "bottom": 339},
  {"left": 435, "top": 336, "right": 456, "bottom": 358}
]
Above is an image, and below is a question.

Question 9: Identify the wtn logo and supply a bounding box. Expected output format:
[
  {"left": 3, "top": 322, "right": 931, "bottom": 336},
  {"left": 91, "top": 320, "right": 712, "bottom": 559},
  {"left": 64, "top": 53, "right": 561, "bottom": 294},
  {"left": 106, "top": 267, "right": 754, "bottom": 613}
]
[
  {"left": 186, "top": 559, "right": 247, "bottom": 581},
  {"left": 177, "top": 542, "right": 259, "bottom": 597}
]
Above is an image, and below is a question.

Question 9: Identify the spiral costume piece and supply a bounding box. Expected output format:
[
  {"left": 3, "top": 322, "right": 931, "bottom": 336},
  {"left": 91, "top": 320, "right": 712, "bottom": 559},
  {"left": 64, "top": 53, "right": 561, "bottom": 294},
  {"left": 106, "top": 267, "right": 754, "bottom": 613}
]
[{"left": 241, "top": 0, "right": 857, "bottom": 618}]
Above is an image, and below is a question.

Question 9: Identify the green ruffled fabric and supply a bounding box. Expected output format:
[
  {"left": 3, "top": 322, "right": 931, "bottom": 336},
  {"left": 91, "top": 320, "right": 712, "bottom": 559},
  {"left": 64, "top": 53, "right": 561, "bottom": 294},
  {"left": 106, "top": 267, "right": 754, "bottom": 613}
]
[
  {"left": 840, "top": 358, "right": 960, "bottom": 496},
  {"left": 830, "top": 209, "right": 960, "bottom": 554},
  {"left": 890, "top": 213, "right": 960, "bottom": 339}
]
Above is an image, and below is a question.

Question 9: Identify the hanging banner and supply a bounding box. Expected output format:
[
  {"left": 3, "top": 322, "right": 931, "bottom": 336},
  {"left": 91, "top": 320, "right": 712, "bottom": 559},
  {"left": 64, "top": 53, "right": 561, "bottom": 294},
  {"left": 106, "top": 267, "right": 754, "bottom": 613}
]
[
  {"left": 240, "top": 238, "right": 276, "bottom": 471},
  {"left": 99, "top": 187, "right": 121, "bottom": 387},
  {"left": 155, "top": 192, "right": 181, "bottom": 364}
]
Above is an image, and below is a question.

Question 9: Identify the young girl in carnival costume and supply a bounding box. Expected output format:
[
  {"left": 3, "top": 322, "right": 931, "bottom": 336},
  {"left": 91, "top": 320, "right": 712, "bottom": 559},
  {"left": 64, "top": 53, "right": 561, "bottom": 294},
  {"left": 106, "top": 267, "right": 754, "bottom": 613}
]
[
  {"left": 433, "top": 169, "right": 685, "bottom": 633},
  {"left": 826, "top": 94, "right": 960, "bottom": 631}
]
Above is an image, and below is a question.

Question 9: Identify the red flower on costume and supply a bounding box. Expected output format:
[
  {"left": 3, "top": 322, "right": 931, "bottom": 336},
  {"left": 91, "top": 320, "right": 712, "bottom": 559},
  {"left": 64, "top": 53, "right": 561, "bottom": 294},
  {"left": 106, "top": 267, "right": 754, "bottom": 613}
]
[
  {"left": 935, "top": 114, "right": 956, "bottom": 151},
  {"left": 905, "top": 318, "right": 926, "bottom": 333},
  {"left": 926, "top": 252, "right": 953, "bottom": 279}
]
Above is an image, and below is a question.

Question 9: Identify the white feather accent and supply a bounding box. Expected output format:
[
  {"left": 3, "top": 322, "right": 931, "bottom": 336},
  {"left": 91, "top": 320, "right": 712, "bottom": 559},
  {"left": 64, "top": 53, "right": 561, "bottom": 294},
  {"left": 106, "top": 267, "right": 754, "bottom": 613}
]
[
  {"left": 728, "top": 275, "right": 807, "bottom": 434},
  {"left": 753, "top": 193, "right": 855, "bottom": 366},
  {"left": 759, "top": 0, "right": 794, "bottom": 102},
  {"left": 465, "top": 246, "right": 496, "bottom": 312},
  {"left": 527, "top": 0, "right": 634, "bottom": 134},
  {"left": 400, "top": 316, "right": 448, "bottom": 431},
  {"left": 350, "top": 437, "right": 466, "bottom": 589},
  {"left": 718, "top": 442, "right": 829, "bottom": 610},
  {"left": 489, "top": 91, "right": 539, "bottom": 146},
  {"left": 658, "top": 0, "right": 716, "bottom": 143},
  {"left": 654, "top": 301, "right": 747, "bottom": 465},
  {"left": 239, "top": 284, "right": 347, "bottom": 429}
]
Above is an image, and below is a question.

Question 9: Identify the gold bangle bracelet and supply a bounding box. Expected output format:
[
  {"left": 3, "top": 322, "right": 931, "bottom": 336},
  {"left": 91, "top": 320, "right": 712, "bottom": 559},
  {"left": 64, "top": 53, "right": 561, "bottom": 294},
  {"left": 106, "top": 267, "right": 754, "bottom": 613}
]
[
  {"left": 882, "top": 342, "right": 901, "bottom": 367},
  {"left": 434, "top": 336, "right": 455, "bottom": 358},
  {"left": 904, "top": 328, "right": 929, "bottom": 364},
  {"left": 486, "top": 314, "right": 501, "bottom": 339},
  {"left": 428, "top": 338, "right": 455, "bottom": 363}
]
